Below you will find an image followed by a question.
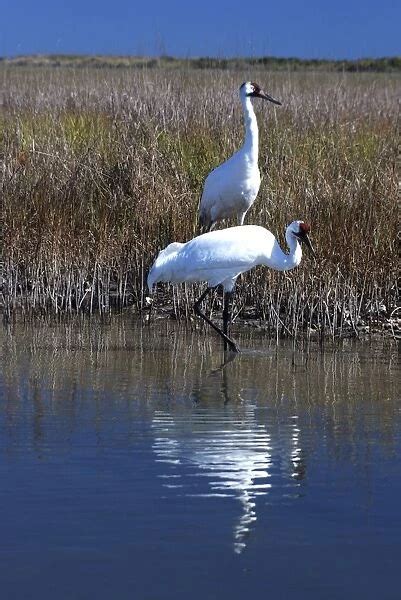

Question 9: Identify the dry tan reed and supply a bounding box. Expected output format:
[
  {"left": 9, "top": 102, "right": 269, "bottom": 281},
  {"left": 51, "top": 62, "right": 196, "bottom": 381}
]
[{"left": 1, "top": 66, "right": 399, "bottom": 337}]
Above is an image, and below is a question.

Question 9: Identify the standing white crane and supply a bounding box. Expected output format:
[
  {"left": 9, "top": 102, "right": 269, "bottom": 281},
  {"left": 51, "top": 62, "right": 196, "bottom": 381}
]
[
  {"left": 147, "top": 221, "right": 315, "bottom": 352},
  {"left": 199, "top": 81, "right": 281, "bottom": 232}
]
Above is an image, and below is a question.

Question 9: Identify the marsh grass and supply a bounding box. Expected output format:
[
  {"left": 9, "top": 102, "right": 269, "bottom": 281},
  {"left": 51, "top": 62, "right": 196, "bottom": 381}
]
[{"left": 1, "top": 66, "right": 399, "bottom": 337}]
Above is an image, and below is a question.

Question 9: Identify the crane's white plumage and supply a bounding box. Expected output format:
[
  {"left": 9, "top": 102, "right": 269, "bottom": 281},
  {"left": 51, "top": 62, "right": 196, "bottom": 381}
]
[
  {"left": 148, "top": 221, "right": 314, "bottom": 352},
  {"left": 148, "top": 221, "right": 314, "bottom": 294},
  {"left": 199, "top": 82, "right": 281, "bottom": 231}
]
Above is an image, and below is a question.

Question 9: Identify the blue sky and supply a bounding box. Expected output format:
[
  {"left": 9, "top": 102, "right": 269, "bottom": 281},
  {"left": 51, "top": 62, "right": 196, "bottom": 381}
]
[{"left": 1, "top": 0, "right": 400, "bottom": 59}]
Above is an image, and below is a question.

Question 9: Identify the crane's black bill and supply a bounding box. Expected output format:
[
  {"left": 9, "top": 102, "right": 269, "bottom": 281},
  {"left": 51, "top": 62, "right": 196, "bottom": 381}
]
[
  {"left": 296, "top": 231, "right": 316, "bottom": 257},
  {"left": 250, "top": 90, "right": 282, "bottom": 105}
]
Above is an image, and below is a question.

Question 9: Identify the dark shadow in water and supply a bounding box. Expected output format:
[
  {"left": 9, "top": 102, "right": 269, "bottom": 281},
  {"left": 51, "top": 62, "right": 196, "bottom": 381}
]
[{"left": 191, "top": 349, "right": 239, "bottom": 405}]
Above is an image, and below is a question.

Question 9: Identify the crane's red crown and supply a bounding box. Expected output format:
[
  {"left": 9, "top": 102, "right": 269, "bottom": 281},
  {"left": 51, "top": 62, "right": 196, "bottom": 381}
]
[{"left": 300, "top": 222, "right": 311, "bottom": 234}]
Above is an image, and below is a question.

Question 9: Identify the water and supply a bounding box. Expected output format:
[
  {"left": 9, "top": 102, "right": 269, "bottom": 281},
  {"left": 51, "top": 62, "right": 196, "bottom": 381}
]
[{"left": 0, "top": 319, "right": 400, "bottom": 600}]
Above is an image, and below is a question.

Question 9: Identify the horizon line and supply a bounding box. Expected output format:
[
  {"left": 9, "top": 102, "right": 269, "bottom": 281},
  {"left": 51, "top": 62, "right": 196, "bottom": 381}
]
[{"left": 2, "top": 52, "right": 400, "bottom": 63}]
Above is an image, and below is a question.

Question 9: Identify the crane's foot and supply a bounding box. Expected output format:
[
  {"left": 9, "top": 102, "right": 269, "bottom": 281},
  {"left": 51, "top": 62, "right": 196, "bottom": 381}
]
[
  {"left": 224, "top": 338, "right": 240, "bottom": 353},
  {"left": 228, "top": 341, "right": 240, "bottom": 353}
]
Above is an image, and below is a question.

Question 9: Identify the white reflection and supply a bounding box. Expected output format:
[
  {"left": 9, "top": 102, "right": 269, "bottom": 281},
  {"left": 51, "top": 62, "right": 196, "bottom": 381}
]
[{"left": 152, "top": 402, "right": 303, "bottom": 554}]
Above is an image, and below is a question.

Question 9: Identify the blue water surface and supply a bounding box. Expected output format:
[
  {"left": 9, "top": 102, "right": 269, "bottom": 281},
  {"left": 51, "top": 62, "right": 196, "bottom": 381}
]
[{"left": 0, "top": 320, "right": 400, "bottom": 600}]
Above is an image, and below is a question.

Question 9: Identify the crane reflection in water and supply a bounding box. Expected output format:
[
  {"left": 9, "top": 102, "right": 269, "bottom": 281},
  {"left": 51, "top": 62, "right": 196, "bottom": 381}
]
[{"left": 152, "top": 357, "right": 305, "bottom": 554}]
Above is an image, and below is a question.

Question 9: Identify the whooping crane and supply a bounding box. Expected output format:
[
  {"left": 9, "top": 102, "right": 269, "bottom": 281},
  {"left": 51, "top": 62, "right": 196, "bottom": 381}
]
[
  {"left": 147, "top": 221, "right": 315, "bottom": 352},
  {"left": 198, "top": 81, "right": 281, "bottom": 232}
]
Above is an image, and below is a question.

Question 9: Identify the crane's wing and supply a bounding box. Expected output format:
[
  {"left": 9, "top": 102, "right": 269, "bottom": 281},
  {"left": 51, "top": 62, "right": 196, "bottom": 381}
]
[
  {"left": 199, "top": 153, "right": 243, "bottom": 222},
  {"left": 180, "top": 226, "right": 273, "bottom": 287}
]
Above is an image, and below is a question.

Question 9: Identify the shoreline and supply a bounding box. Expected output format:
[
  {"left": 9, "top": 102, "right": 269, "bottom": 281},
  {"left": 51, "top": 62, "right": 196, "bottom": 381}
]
[{"left": 1, "top": 304, "right": 400, "bottom": 343}]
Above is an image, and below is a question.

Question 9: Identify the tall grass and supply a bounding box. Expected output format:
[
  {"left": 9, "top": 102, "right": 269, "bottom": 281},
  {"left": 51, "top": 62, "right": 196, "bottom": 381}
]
[{"left": 1, "top": 66, "right": 399, "bottom": 336}]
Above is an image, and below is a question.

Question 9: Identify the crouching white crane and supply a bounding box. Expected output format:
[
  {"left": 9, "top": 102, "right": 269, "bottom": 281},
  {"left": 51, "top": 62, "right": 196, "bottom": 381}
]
[
  {"left": 147, "top": 221, "right": 315, "bottom": 353},
  {"left": 199, "top": 81, "right": 281, "bottom": 232}
]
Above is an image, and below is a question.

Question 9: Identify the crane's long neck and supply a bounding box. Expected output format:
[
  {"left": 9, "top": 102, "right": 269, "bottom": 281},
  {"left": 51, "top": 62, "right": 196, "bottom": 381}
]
[
  {"left": 263, "top": 232, "right": 302, "bottom": 272},
  {"left": 241, "top": 96, "right": 258, "bottom": 162}
]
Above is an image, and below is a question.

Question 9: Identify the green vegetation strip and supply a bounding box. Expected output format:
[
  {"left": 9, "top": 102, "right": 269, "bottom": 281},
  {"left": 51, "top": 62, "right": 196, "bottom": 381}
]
[{"left": 1, "top": 54, "right": 400, "bottom": 72}]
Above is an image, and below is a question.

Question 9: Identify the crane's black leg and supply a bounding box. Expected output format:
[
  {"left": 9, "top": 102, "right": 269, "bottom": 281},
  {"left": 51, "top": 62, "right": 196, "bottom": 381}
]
[
  {"left": 223, "top": 291, "right": 234, "bottom": 352},
  {"left": 194, "top": 287, "right": 239, "bottom": 353}
]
